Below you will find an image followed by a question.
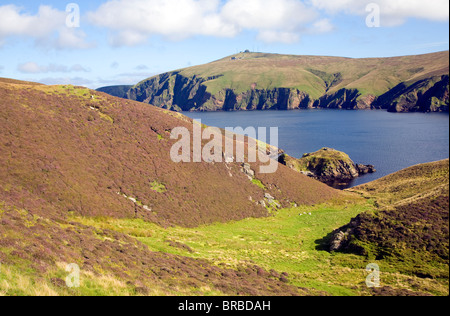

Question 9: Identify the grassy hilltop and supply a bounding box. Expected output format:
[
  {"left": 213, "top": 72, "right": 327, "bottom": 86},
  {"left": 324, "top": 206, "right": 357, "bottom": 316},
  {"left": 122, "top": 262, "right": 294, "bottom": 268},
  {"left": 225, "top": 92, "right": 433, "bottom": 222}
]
[
  {"left": 103, "top": 51, "right": 450, "bottom": 112},
  {"left": 176, "top": 51, "right": 449, "bottom": 97},
  {"left": 0, "top": 78, "right": 448, "bottom": 296}
]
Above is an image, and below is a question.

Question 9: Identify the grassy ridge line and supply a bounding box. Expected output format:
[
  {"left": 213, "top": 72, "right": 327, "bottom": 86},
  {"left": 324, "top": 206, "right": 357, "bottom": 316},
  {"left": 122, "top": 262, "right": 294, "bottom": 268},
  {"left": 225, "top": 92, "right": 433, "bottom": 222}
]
[{"left": 349, "top": 159, "right": 450, "bottom": 207}]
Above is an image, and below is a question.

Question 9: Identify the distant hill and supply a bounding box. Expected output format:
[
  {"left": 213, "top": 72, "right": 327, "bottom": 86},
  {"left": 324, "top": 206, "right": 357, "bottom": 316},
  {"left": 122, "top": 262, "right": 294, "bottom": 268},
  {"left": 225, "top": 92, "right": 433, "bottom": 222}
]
[
  {"left": 99, "top": 51, "right": 449, "bottom": 113},
  {"left": 96, "top": 85, "right": 132, "bottom": 99}
]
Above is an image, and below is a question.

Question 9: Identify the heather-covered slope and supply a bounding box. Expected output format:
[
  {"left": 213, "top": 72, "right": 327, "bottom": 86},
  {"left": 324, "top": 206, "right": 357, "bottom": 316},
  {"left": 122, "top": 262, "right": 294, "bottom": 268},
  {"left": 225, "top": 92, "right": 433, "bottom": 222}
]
[
  {"left": 0, "top": 80, "right": 338, "bottom": 228},
  {"left": 0, "top": 78, "right": 343, "bottom": 296},
  {"left": 0, "top": 199, "right": 306, "bottom": 296},
  {"left": 117, "top": 51, "right": 449, "bottom": 112}
]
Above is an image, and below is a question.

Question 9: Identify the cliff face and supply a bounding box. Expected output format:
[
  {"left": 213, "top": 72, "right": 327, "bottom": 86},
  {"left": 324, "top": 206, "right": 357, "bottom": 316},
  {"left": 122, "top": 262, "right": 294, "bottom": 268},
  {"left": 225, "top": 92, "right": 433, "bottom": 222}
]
[
  {"left": 128, "top": 73, "right": 314, "bottom": 111},
  {"left": 373, "top": 75, "right": 449, "bottom": 112},
  {"left": 127, "top": 72, "right": 212, "bottom": 111},
  {"left": 126, "top": 72, "right": 448, "bottom": 112},
  {"left": 215, "top": 88, "right": 314, "bottom": 111},
  {"left": 314, "top": 89, "right": 376, "bottom": 110},
  {"left": 96, "top": 85, "right": 132, "bottom": 99},
  {"left": 127, "top": 72, "right": 382, "bottom": 111}
]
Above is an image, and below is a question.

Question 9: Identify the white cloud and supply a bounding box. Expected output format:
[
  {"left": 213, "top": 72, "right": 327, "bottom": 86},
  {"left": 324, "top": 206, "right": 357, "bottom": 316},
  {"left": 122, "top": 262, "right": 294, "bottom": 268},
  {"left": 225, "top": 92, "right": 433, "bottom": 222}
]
[
  {"left": 0, "top": 4, "right": 91, "bottom": 49},
  {"left": 88, "top": 0, "right": 237, "bottom": 46},
  {"left": 310, "top": 19, "right": 335, "bottom": 34},
  {"left": 222, "top": 0, "right": 318, "bottom": 43},
  {"left": 0, "top": 5, "right": 63, "bottom": 38},
  {"left": 54, "top": 27, "right": 93, "bottom": 50},
  {"left": 69, "top": 64, "right": 90, "bottom": 72},
  {"left": 310, "top": 0, "right": 449, "bottom": 26},
  {"left": 17, "top": 62, "right": 44, "bottom": 74},
  {"left": 222, "top": 0, "right": 316, "bottom": 30},
  {"left": 18, "top": 62, "right": 90, "bottom": 74},
  {"left": 87, "top": 0, "right": 448, "bottom": 46},
  {"left": 87, "top": 0, "right": 324, "bottom": 45}
]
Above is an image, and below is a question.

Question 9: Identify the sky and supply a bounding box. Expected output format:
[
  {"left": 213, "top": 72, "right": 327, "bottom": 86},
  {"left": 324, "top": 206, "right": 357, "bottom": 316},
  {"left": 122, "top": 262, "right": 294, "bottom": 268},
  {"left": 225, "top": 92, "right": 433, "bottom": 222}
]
[{"left": 0, "top": 0, "right": 449, "bottom": 89}]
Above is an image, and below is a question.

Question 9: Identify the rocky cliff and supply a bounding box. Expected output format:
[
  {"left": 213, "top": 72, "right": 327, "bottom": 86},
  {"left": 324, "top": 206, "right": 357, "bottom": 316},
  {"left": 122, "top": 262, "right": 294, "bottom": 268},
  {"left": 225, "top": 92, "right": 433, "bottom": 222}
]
[
  {"left": 128, "top": 72, "right": 213, "bottom": 111},
  {"left": 126, "top": 72, "right": 376, "bottom": 111}
]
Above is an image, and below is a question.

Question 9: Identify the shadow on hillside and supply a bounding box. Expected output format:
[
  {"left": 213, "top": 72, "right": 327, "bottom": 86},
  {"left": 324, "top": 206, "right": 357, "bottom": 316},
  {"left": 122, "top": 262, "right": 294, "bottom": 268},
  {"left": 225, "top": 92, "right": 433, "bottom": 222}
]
[{"left": 314, "top": 232, "right": 334, "bottom": 252}]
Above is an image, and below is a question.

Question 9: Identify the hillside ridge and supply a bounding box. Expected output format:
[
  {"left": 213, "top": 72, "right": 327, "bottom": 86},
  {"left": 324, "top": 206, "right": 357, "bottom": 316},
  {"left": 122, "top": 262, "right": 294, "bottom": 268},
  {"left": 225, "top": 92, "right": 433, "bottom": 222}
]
[{"left": 99, "top": 51, "right": 449, "bottom": 113}]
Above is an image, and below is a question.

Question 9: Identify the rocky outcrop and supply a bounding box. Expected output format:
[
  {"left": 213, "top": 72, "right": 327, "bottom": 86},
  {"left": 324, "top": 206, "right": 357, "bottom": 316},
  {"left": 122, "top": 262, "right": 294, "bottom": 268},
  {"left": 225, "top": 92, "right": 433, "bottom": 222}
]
[{"left": 279, "top": 148, "right": 376, "bottom": 187}]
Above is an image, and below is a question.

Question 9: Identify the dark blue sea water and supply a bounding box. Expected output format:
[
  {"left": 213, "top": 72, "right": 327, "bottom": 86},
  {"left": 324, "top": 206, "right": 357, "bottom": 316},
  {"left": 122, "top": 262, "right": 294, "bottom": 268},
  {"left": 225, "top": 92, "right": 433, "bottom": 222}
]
[{"left": 184, "top": 109, "right": 449, "bottom": 188}]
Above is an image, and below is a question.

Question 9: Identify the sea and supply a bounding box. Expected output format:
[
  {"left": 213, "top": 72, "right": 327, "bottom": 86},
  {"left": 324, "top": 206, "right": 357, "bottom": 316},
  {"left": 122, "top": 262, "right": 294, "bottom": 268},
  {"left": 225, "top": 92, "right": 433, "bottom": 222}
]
[{"left": 184, "top": 109, "right": 450, "bottom": 188}]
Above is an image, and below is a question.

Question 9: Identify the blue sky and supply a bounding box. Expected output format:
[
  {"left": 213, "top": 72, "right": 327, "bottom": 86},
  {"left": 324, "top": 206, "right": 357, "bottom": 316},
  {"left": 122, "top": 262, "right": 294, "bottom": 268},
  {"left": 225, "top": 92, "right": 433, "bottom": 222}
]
[{"left": 0, "top": 0, "right": 448, "bottom": 89}]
